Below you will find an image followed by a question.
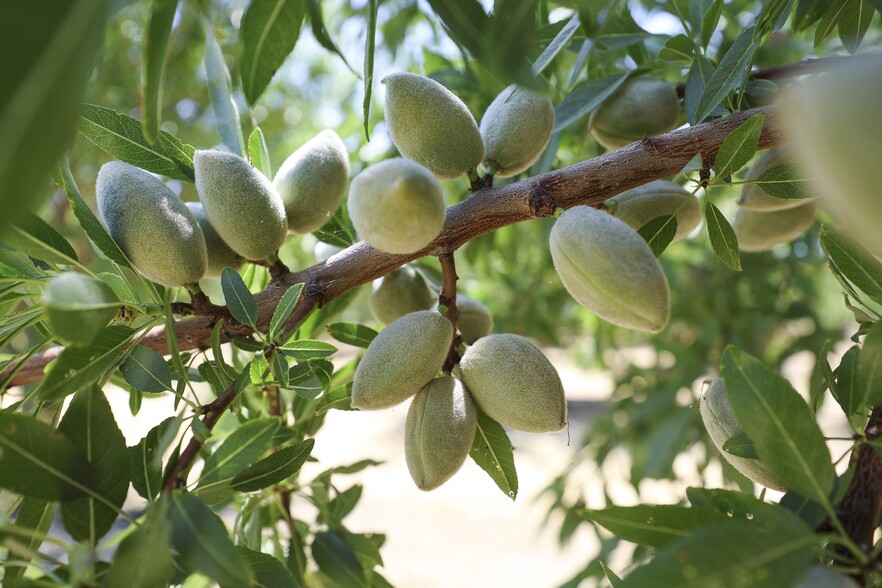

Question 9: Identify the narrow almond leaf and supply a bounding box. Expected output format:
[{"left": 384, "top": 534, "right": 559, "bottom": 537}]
[
  {"left": 704, "top": 202, "right": 741, "bottom": 271},
  {"left": 694, "top": 26, "right": 759, "bottom": 123},
  {"left": 685, "top": 54, "right": 728, "bottom": 125},
  {"left": 820, "top": 227, "right": 882, "bottom": 305},
  {"left": 270, "top": 283, "right": 305, "bottom": 341},
  {"left": 315, "top": 383, "right": 354, "bottom": 414},
  {"left": 601, "top": 561, "right": 624, "bottom": 587},
  {"left": 581, "top": 505, "right": 730, "bottom": 548},
  {"left": 279, "top": 339, "right": 337, "bottom": 360},
  {"left": 832, "top": 346, "right": 866, "bottom": 431},
  {"left": 326, "top": 322, "right": 378, "bottom": 348},
  {"left": 0, "top": 213, "right": 79, "bottom": 266},
  {"left": 237, "top": 546, "right": 300, "bottom": 588},
  {"left": 232, "top": 439, "right": 315, "bottom": 492},
  {"left": 107, "top": 498, "right": 175, "bottom": 588},
  {"left": 754, "top": 164, "right": 812, "bottom": 199},
  {"left": 532, "top": 14, "right": 581, "bottom": 75},
  {"left": 312, "top": 531, "right": 367, "bottom": 587},
  {"left": 838, "top": 0, "right": 874, "bottom": 53},
  {"left": 362, "top": 0, "right": 378, "bottom": 139},
  {"left": 307, "top": 0, "right": 357, "bottom": 76},
  {"left": 858, "top": 321, "right": 882, "bottom": 406},
  {"left": 248, "top": 127, "right": 272, "bottom": 177},
  {"left": 721, "top": 346, "right": 835, "bottom": 505},
  {"left": 715, "top": 114, "right": 764, "bottom": 178},
  {"left": 814, "top": 0, "right": 850, "bottom": 48},
  {"left": 142, "top": 0, "right": 179, "bottom": 144},
  {"left": 637, "top": 215, "right": 677, "bottom": 257},
  {"left": 58, "top": 386, "right": 131, "bottom": 543},
  {"left": 120, "top": 345, "right": 173, "bottom": 393},
  {"left": 286, "top": 362, "right": 324, "bottom": 399},
  {"left": 203, "top": 18, "right": 245, "bottom": 156},
  {"left": 658, "top": 34, "right": 695, "bottom": 64},
  {"left": 554, "top": 73, "right": 629, "bottom": 133},
  {"left": 700, "top": 0, "right": 724, "bottom": 47},
  {"left": 221, "top": 268, "right": 259, "bottom": 330},
  {"left": 722, "top": 431, "right": 759, "bottom": 459},
  {"left": 469, "top": 409, "right": 518, "bottom": 500},
  {"left": 170, "top": 492, "right": 255, "bottom": 586},
  {"left": 129, "top": 417, "right": 181, "bottom": 501},
  {"left": 239, "top": 0, "right": 308, "bottom": 105},
  {"left": 0, "top": 250, "right": 41, "bottom": 280},
  {"left": 2, "top": 498, "right": 55, "bottom": 588},
  {"left": 199, "top": 418, "right": 280, "bottom": 486}
]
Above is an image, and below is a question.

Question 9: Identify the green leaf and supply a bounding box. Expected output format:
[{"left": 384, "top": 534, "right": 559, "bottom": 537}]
[
  {"left": 314, "top": 205, "right": 357, "bottom": 247},
  {"left": 820, "top": 227, "right": 882, "bottom": 305},
  {"left": 312, "top": 530, "right": 367, "bottom": 587},
  {"left": 203, "top": 18, "right": 245, "bottom": 156},
  {"left": 714, "top": 114, "right": 764, "bottom": 178},
  {"left": 0, "top": 250, "right": 41, "bottom": 280},
  {"left": 307, "top": 0, "right": 357, "bottom": 76},
  {"left": 859, "top": 321, "right": 882, "bottom": 406},
  {"left": 248, "top": 127, "right": 273, "bottom": 177},
  {"left": 315, "top": 383, "right": 354, "bottom": 414},
  {"left": 235, "top": 547, "right": 300, "bottom": 588},
  {"left": 753, "top": 164, "right": 813, "bottom": 200},
  {"left": 554, "top": 74, "right": 629, "bottom": 133},
  {"left": 600, "top": 561, "right": 623, "bottom": 587},
  {"left": 197, "top": 419, "right": 279, "bottom": 502},
  {"left": 142, "top": 0, "right": 179, "bottom": 144},
  {"left": 362, "top": 0, "right": 378, "bottom": 139},
  {"left": 814, "top": 0, "right": 850, "bottom": 47},
  {"left": 685, "top": 54, "right": 727, "bottom": 125},
  {"left": 130, "top": 417, "right": 181, "bottom": 501},
  {"left": 686, "top": 487, "right": 807, "bottom": 530},
  {"left": 106, "top": 498, "right": 175, "bottom": 588},
  {"left": 0, "top": 413, "right": 90, "bottom": 501},
  {"left": 0, "top": 213, "right": 79, "bottom": 266},
  {"left": 658, "top": 34, "right": 694, "bottom": 64},
  {"left": 699, "top": 0, "right": 724, "bottom": 47},
  {"left": 721, "top": 346, "right": 835, "bottom": 504},
  {"left": 99, "top": 272, "right": 138, "bottom": 305},
  {"left": 58, "top": 386, "right": 130, "bottom": 542},
  {"left": 0, "top": 0, "right": 109, "bottom": 230},
  {"left": 704, "top": 202, "right": 741, "bottom": 271},
  {"left": 838, "top": 0, "right": 875, "bottom": 53},
  {"left": 2, "top": 498, "right": 55, "bottom": 588},
  {"left": 637, "top": 215, "right": 677, "bottom": 257},
  {"left": 618, "top": 522, "right": 817, "bottom": 588},
  {"left": 326, "top": 322, "right": 378, "bottom": 348},
  {"left": 221, "top": 268, "right": 259, "bottom": 330},
  {"left": 79, "top": 104, "right": 196, "bottom": 182},
  {"left": 38, "top": 325, "right": 135, "bottom": 402},
  {"left": 722, "top": 431, "right": 759, "bottom": 459},
  {"left": 694, "top": 26, "right": 759, "bottom": 123},
  {"left": 270, "top": 283, "right": 305, "bottom": 341},
  {"left": 532, "top": 14, "right": 581, "bottom": 74},
  {"left": 120, "top": 345, "right": 173, "bottom": 393},
  {"left": 581, "top": 505, "right": 730, "bottom": 548},
  {"left": 279, "top": 339, "right": 337, "bottom": 360},
  {"left": 286, "top": 362, "right": 324, "bottom": 399},
  {"left": 239, "top": 0, "right": 308, "bottom": 105},
  {"left": 832, "top": 346, "right": 866, "bottom": 431},
  {"left": 469, "top": 408, "right": 518, "bottom": 500},
  {"left": 231, "top": 439, "right": 314, "bottom": 492},
  {"left": 170, "top": 492, "right": 255, "bottom": 586}
]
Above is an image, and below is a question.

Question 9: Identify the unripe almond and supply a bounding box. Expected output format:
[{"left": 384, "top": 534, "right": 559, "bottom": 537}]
[
  {"left": 454, "top": 295, "right": 493, "bottom": 344},
  {"left": 97, "top": 161, "right": 207, "bottom": 286},
  {"left": 369, "top": 266, "right": 435, "bottom": 325},
  {"left": 604, "top": 180, "right": 700, "bottom": 242},
  {"left": 699, "top": 378, "right": 786, "bottom": 491},
  {"left": 737, "top": 149, "right": 814, "bottom": 211},
  {"left": 480, "top": 85, "right": 554, "bottom": 178},
  {"left": 549, "top": 206, "right": 670, "bottom": 333},
  {"left": 382, "top": 72, "right": 484, "bottom": 179},
  {"left": 43, "top": 273, "right": 119, "bottom": 347},
  {"left": 348, "top": 158, "right": 446, "bottom": 254},
  {"left": 589, "top": 77, "right": 680, "bottom": 150},
  {"left": 796, "top": 567, "right": 860, "bottom": 588},
  {"left": 459, "top": 334, "right": 566, "bottom": 433},
  {"left": 185, "top": 202, "right": 242, "bottom": 277},
  {"left": 273, "top": 130, "right": 350, "bottom": 234},
  {"left": 733, "top": 201, "right": 816, "bottom": 252},
  {"left": 194, "top": 150, "right": 288, "bottom": 260},
  {"left": 405, "top": 375, "right": 477, "bottom": 491},
  {"left": 352, "top": 310, "right": 453, "bottom": 410}
]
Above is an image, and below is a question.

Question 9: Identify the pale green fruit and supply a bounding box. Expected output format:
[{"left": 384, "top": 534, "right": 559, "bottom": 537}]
[
  {"left": 480, "top": 85, "right": 554, "bottom": 178},
  {"left": 43, "top": 273, "right": 119, "bottom": 347},
  {"left": 185, "top": 202, "right": 242, "bottom": 277},
  {"left": 348, "top": 158, "right": 446, "bottom": 254},
  {"left": 604, "top": 180, "right": 701, "bottom": 242},
  {"left": 733, "top": 201, "right": 817, "bottom": 252},
  {"left": 459, "top": 334, "right": 566, "bottom": 433},
  {"left": 796, "top": 567, "right": 859, "bottom": 588},
  {"left": 781, "top": 55, "right": 882, "bottom": 241},
  {"left": 405, "top": 375, "right": 477, "bottom": 491},
  {"left": 549, "top": 206, "right": 670, "bottom": 333},
  {"left": 589, "top": 77, "right": 680, "bottom": 149},
  {"left": 737, "top": 149, "right": 814, "bottom": 211},
  {"left": 194, "top": 150, "right": 288, "bottom": 260},
  {"left": 97, "top": 161, "right": 207, "bottom": 286},
  {"left": 382, "top": 72, "right": 484, "bottom": 179},
  {"left": 273, "top": 130, "right": 350, "bottom": 234},
  {"left": 351, "top": 310, "right": 453, "bottom": 410},
  {"left": 700, "top": 378, "right": 786, "bottom": 491},
  {"left": 369, "top": 266, "right": 435, "bottom": 325},
  {"left": 454, "top": 295, "right": 493, "bottom": 344}
]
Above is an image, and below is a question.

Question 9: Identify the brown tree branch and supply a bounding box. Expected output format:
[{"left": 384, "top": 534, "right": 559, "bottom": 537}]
[{"left": 1, "top": 104, "right": 787, "bottom": 390}]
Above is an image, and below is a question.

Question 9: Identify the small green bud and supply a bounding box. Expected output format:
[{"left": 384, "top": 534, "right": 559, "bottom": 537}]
[
  {"left": 699, "top": 378, "right": 786, "bottom": 491},
  {"left": 549, "top": 206, "right": 670, "bottom": 333},
  {"left": 352, "top": 310, "right": 453, "bottom": 410},
  {"left": 737, "top": 149, "right": 814, "bottom": 211},
  {"left": 459, "top": 334, "right": 566, "bottom": 433},
  {"left": 348, "top": 158, "right": 446, "bottom": 254},
  {"left": 733, "top": 201, "right": 816, "bottom": 252},
  {"left": 605, "top": 180, "right": 701, "bottom": 242},
  {"left": 273, "top": 130, "right": 350, "bottom": 234},
  {"left": 589, "top": 77, "right": 680, "bottom": 150},
  {"left": 382, "top": 72, "right": 484, "bottom": 179},
  {"left": 369, "top": 266, "right": 435, "bottom": 325},
  {"left": 97, "top": 161, "right": 207, "bottom": 286},
  {"left": 480, "top": 85, "right": 554, "bottom": 178},
  {"left": 194, "top": 150, "right": 288, "bottom": 261},
  {"left": 185, "top": 202, "right": 242, "bottom": 277},
  {"left": 43, "top": 273, "right": 119, "bottom": 346},
  {"left": 454, "top": 295, "right": 493, "bottom": 344},
  {"left": 405, "top": 375, "right": 477, "bottom": 491}
]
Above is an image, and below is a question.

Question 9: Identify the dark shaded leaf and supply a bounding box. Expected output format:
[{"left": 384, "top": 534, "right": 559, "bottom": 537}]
[
  {"left": 821, "top": 227, "right": 882, "bottom": 305},
  {"left": 637, "top": 215, "right": 677, "bottom": 257},
  {"left": 235, "top": 546, "right": 300, "bottom": 588},
  {"left": 581, "top": 504, "right": 730, "bottom": 548},
  {"left": 121, "top": 345, "right": 173, "bottom": 393},
  {"left": 694, "top": 26, "right": 759, "bottom": 122},
  {"left": 715, "top": 114, "right": 764, "bottom": 178},
  {"left": 0, "top": 213, "right": 79, "bottom": 266},
  {"left": 722, "top": 431, "right": 759, "bottom": 459},
  {"left": 107, "top": 498, "right": 175, "bottom": 588},
  {"left": 554, "top": 74, "right": 628, "bottom": 133}
]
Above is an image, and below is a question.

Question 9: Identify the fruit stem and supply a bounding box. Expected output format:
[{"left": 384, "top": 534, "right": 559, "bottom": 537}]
[{"left": 438, "top": 251, "right": 463, "bottom": 372}]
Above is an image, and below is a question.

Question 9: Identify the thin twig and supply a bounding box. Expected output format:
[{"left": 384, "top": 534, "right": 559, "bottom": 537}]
[{"left": 438, "top": 252, "right": 462, "bottom": 372}]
